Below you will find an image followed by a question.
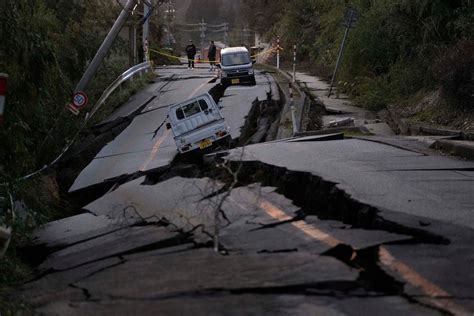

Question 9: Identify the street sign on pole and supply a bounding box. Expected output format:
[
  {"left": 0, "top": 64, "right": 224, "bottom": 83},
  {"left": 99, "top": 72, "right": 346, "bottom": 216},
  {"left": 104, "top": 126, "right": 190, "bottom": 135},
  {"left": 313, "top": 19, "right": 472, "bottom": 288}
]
[
  {"left": 67, "top": 91, "right": 88, "bottom": 115},
  {"left": 72, "top": 91, "right": 88, "bottom": 109},
  {"left": 67, "top": 103, "right": 80, "bottom": 115}
]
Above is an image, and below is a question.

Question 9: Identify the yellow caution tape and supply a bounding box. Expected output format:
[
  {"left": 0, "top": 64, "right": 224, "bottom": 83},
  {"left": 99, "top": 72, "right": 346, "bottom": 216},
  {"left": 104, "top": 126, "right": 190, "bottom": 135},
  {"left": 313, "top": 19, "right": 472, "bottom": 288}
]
[
  {"left": 148, "top": 46, "right": 278, "bottom": 63},
  {"left": 251, "top": 46, "right": 278, "bottom": 58}
]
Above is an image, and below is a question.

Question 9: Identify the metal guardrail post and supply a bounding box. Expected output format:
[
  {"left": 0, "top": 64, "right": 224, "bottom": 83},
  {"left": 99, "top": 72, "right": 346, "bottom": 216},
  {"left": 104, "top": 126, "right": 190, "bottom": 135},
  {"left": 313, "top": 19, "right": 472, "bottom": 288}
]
[{"left": 290, "top": 82, "right": 298, "bottom": 135}]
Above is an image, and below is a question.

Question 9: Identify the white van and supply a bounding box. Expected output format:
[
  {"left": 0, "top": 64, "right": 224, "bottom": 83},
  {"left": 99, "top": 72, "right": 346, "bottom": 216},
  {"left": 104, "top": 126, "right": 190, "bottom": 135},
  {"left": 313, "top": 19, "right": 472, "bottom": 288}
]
[
  {"left": 218, "top": 47, "right": 256, "bottom": 86},
  {"left": 166, "top": 93, "right": 231, "bottom": 154}
]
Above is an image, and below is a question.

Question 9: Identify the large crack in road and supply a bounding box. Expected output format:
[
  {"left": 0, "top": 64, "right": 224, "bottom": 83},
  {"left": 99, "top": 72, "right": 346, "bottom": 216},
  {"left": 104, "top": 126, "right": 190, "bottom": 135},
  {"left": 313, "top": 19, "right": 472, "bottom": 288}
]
[{"left": 21, "top": 68, "right": 473, "bottom": 315}]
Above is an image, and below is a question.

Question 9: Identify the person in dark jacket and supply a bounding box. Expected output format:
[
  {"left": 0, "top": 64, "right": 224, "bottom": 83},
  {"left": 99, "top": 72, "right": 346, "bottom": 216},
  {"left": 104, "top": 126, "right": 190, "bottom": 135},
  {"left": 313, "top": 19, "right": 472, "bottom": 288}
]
[
  {"left": 208, "top": 40, "right": 217, "bottom": 71},
  {"left": 185, "top": 40, "right": 196, "bottom": 69}
]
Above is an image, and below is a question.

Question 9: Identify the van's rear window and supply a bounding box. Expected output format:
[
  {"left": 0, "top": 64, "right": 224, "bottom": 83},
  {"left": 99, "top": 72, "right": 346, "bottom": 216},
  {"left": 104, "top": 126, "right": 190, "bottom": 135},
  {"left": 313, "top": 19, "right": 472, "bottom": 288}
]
[
  {"left": 176, "top": 99, "right": 210, "bottom": 120},
  {"left": 222, "top": 52, "right": 251, "bottom": 66}
]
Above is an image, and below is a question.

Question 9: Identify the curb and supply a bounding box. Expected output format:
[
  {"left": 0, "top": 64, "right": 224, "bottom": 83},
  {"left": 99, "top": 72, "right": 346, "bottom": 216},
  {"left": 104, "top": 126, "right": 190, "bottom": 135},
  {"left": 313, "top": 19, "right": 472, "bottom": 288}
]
[
  {"left": 430, "top": 139, "right": 474, "bottom": 161},
  {"left": 294, "top": 126, "right": 370, "bottom": 138},
  {"left": 258, "top": 64, "right": 306, "bottom": 138}
]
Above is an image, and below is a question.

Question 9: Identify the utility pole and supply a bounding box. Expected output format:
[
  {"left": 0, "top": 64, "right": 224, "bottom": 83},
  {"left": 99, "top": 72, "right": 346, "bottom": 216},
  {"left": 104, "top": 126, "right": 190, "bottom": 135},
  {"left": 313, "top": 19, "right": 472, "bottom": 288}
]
[
  {"left": 74, "top": 0, "right": 138, "bottom": 95},
  {"left": 276, "top": 36, "right": 280, "bottom": 69},
  {"left": 200, "top": 18, "right": 207, "bottom": 53},
  {"left": 129, "top": 25, "right": 137, "bottom": 66},
  {"left": 223, "top": 23, "right": 228, "bottom": 46},
  {"left": 165, "top": 1, "right": 176, "bottom": 46},
  {"left": 328, "top": 8, "right": 358, "bottom": 97},
  {"left": 143, "top": 3, "right": 150, "bottom": 61},
  {"left": 257, "top": 39, "right": 261, "bottom": 64},
  {"left": 292, "top": 44, "right": 297, "bottom": 83}
]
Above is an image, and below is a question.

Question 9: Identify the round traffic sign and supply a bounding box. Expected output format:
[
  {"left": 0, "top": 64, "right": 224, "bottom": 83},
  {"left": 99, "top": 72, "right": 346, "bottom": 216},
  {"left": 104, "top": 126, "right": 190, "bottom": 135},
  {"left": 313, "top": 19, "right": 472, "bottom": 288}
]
[{"left": 72, "top": 91, "right": 88, "bottom": 108}]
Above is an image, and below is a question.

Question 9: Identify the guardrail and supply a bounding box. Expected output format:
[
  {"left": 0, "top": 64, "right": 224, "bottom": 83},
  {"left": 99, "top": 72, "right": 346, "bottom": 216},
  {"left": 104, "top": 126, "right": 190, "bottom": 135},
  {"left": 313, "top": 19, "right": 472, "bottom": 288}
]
[
  {"left": 9, "top": 61, "right": 153, "bottom": 182},
  {"left": 86, "top": 61, "right": 153, "bottom": 120}
]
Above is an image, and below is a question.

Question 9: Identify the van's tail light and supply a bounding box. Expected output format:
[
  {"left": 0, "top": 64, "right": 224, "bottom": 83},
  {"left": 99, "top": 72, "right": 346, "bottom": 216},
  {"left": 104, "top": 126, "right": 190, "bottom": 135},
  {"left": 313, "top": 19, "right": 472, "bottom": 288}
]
[{"left": 216, "top": 131, "right": 228, "bottom": 138}]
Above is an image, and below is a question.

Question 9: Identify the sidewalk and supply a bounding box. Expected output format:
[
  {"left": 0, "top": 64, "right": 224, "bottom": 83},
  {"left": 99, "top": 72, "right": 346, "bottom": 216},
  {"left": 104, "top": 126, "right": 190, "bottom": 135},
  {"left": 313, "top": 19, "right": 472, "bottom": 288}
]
[
  {"left": 288, "top": 70, "right": 474, "bottom": 160},
  {"left": 292, "top": 72, "right": 393, "bottom": 135}
]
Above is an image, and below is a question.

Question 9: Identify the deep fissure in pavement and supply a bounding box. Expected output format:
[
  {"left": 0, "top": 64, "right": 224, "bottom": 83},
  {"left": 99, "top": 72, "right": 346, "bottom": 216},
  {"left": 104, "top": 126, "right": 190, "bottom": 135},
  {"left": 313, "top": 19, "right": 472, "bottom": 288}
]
[
  {"left": 131, "top": 153, "right": 452, "bottom": 301},
  {"left": 220, "top": 160, "right": 449, "bottom": 244}
]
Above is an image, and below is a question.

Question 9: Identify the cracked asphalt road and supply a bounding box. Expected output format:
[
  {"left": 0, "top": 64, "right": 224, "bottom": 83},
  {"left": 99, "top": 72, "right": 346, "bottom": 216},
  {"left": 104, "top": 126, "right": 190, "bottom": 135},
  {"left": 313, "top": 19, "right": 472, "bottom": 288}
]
[{"left": 20, "top": 65, "right": 474, "bottom": 315}]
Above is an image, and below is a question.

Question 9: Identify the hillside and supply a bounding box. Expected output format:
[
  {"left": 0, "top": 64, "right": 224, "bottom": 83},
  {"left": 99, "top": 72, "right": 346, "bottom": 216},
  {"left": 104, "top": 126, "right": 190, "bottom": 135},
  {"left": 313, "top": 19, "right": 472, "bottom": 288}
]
[{"left": 240, "top": 0, "right": 473, "bottom": 132}]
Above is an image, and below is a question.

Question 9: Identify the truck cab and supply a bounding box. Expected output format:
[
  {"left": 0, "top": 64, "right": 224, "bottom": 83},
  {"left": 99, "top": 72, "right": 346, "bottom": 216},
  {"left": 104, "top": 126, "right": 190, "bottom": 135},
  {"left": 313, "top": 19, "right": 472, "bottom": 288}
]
[{"left": 166, "top": 93, "right": 230, "bottom": 154}]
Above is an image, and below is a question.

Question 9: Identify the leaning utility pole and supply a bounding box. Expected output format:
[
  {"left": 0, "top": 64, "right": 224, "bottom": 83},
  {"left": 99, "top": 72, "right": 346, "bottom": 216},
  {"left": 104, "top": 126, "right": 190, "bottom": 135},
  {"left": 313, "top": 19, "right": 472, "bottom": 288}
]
[
  {"left": 74, "top": 0, "right": 139, "bottom": 95},
  {"left": 143, "top": 3, "right": 151, "bottom": 61},
  {"left": 328, "top": 8, "right": 358, "bottom": 97}
]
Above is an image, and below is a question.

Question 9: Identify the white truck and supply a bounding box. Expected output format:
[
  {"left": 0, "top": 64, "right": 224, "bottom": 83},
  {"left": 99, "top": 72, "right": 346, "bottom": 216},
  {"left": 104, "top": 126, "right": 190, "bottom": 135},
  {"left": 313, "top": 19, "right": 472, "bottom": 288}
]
[{"left": 166, "top": 93, "right": 231, "bottom": 154}]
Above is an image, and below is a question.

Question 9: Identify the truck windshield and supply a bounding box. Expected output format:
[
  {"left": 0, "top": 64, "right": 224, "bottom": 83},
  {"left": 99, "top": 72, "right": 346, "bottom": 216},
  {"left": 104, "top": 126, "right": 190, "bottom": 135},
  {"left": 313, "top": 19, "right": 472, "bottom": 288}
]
[{"left": 222, "top": 53, "right": 251, "bottom": 66}]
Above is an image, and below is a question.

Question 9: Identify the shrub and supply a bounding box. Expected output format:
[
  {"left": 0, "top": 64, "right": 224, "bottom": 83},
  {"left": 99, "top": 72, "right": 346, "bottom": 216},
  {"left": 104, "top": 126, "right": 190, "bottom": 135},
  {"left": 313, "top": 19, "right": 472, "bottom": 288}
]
[{"left": 434, "top": 40, "right": 474, "bottom": 109}]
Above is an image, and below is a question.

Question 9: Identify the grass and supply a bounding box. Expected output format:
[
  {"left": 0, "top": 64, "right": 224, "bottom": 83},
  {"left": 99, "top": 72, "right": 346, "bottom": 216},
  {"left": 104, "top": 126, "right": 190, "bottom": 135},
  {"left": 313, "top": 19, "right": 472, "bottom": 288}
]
[
  {"left": 342, "top": 129, "right": 374, "bottom": 137},
  {"left": 0, "top": 239, "right": 33, "bottom": 314},
  {"left": 0, "top": 71, "right": 156, "bottom": 314}
]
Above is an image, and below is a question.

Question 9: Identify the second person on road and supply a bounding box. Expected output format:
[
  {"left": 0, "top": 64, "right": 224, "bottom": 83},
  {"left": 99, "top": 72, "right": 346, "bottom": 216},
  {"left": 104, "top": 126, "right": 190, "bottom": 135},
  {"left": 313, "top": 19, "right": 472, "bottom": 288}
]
[
  {"left": 208, "top": 40, "right": 217, "bottom": 71},
  {"left": 186, "top": 40, "right": 196, "bottom": 69}
]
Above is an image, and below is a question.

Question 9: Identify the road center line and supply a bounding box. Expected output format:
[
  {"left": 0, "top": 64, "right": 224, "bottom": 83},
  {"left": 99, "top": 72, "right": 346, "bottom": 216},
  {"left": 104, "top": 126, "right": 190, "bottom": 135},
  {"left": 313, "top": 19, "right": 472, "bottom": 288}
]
[
  {"left": 379, "top": 247, "right": 470, "bottom": 315},
  {"left": 139, "top": 129, "right": 170, "bottom": 172},
  {"left": 257, "top": 198, "right": 469, "bottom": 315},
  {"left": 259, "top": 200, "right": 341, "bottom": 248},
  {"left": 189, "top": 81, "right": 208, "bottom": 98},
  {"left": 139, "top": 79, "right": 209, "bottom": 171}
]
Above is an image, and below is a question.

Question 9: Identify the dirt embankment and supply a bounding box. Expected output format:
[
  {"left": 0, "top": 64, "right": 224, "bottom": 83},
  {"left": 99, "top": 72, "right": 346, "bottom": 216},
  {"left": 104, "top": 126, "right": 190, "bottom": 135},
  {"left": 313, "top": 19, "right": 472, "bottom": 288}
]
[{"left": 381, "top": 89, "right": 474, "bottom": 136}]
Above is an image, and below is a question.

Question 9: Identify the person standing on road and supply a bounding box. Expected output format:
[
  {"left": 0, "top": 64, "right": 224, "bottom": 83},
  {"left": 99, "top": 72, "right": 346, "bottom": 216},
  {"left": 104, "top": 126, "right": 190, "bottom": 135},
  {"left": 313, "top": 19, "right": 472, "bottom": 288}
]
[
  {"left": 208, "top": 40, "right": 217, "bottom": 71},
  {"left": 185, "top": 40, "right": 196, "bottom": 69}
]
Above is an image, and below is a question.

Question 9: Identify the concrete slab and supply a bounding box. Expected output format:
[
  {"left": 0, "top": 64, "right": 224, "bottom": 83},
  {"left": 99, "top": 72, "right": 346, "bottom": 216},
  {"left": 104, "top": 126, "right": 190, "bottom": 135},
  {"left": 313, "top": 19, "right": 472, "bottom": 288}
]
[
  {"left": 225, "top": 138, "right": 474, "bottom": 230},
  {"left": 431, "top": 139, "right": 474, "bottom": 160},
  {"left": 32, "top": 213, "right": 139, "bottom": 249},
  {"left": 363, "top": 122, "right": 395, "bottom": 136},
  {"left": 295, "top": 72, "right": 330, "bottom": 90},
  {"left": 294, "top": 71, "right": 376, "bottom": 133},
  {"left": 23, "top": 256, "right": 122, "bottom": 306},
  {"left": 35, "top": 294, "right": 441, "bottom": 316},
  {"left": 215, "top": 183, "right": 400, "bottom": 254},
  {"left": 23, "top": 244, "right": 196, "bottom": 309},
  {"left": 84, "top": 176, "right": 224, "bottom": 234},
  {"left": 286, "top": 133, "right": 344, "bottom": 143},
  {"left": 75, "top": 248, "right": 358, "bottom": 300},
  {"left": 70, "top": 66, "right": 265, "bottom": 192},
  {"left": 220, "top": 71, "right": 276, "bottom": 140},
  {"left": 39, "top": 225, "right": 179, "bottom": 271},
  {"left": 381, "top": 243, "right": 474, "bottom": 311},
  {"left": 97, "top": 82, "right": 161, "bottom": 126},
  {"left": 304, "top": 216, "right": 411, "bottom": 250}
]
